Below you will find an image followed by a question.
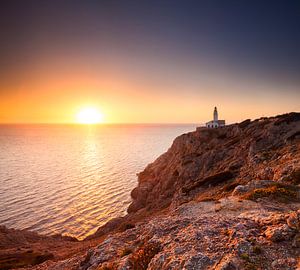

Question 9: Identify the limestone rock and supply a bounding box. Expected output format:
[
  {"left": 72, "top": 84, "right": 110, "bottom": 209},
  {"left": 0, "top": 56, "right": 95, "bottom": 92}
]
[{"left": 231, "top": 185, "right": 248, "bottom": 196}]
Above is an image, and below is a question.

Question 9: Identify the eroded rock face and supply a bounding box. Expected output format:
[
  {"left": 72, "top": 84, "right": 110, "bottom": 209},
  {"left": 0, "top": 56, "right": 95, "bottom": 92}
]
[{"left": 129, "top": 113, "right": 300, "bottom": 214}]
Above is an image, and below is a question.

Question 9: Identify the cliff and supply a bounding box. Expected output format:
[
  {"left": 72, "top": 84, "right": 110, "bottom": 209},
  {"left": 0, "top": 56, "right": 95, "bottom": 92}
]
[
  {"left": 78, "top": 112, "right": 300, "bottom": 270},
  {"left": 128, "top": 113, "right": 300, "bottom": 214},
  {"left": 2, "top": 112, "right": 300, "bottom": 270}
]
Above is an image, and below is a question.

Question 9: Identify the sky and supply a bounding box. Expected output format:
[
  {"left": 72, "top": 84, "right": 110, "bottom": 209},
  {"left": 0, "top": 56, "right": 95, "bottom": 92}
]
[{"left": 0, "top": 0, "right": 299, "bottom": 124}]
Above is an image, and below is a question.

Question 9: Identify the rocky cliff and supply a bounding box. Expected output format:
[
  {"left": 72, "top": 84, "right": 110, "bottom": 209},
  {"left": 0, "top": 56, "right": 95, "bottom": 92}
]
[
  {"left": 128, "top": 113, "right": 300, "bottom": 214},
  {"left": 76, "top": 112, "right": 300, "bottom": 270},
  {"left": 3, "top": 112, "right": 300, "bottom": 270}
]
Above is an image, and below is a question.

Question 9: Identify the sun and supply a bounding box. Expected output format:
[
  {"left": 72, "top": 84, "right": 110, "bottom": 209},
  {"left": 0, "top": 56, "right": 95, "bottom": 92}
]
[{"left": 76, "top": 107, "right": 104, "bottom": 124}]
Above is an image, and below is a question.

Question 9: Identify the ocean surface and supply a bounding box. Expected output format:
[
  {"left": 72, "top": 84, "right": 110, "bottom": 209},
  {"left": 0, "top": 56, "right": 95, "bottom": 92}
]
[{"left": 0, "top": 124, "right": 196, "bottom": 239}]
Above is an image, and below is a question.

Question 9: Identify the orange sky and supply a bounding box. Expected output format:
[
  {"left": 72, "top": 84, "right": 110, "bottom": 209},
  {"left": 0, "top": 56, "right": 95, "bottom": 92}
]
[
  {"left": 1, "top": 2, "right": 299, "bottom": 124},
  {"left": 1, "top": 61, "right": 299, "bottom": 124}
]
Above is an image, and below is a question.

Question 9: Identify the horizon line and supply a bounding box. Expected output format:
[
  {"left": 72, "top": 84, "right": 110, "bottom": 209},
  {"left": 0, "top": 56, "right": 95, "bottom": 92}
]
[{"left": 0, "top": 122, "right": 202, "bottom": 125}]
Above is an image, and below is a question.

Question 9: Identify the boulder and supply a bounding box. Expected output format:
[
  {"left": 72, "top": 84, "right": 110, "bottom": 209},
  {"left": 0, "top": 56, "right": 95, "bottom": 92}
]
[
  {"left": 264, "top": 224, "right": 295, "bottom": 242},
  {"left": 232, "top": 185, "right": 248, "bottom": 196}
]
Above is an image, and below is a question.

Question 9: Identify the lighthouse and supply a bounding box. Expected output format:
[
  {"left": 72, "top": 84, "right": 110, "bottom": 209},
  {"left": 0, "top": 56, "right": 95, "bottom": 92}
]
[
  {"left": 205, "top": 107, "right": 225, "bottom": 128},
  {"left": 213, "top": 107, "right": 218, "bottom": 122}
]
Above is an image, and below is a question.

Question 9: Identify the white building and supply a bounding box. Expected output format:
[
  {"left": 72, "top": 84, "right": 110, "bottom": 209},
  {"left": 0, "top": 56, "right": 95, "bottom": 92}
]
[{"left": 205, "top": 107, "right": 225, "bottom": 128}]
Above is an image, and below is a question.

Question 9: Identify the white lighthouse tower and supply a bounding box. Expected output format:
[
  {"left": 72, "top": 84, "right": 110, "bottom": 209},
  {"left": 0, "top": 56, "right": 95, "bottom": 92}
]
[
  {"left": 205, "top": 107, "right": 225, "bottom": 128},
  {"left": 213, "top": 107, "right": 218, "bottom": 122}
]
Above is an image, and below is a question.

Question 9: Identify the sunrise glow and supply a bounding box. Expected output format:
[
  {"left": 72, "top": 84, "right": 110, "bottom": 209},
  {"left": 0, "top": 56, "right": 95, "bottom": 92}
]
[{"left": 76, "top": 107, "right": 104, "bottom": 124}]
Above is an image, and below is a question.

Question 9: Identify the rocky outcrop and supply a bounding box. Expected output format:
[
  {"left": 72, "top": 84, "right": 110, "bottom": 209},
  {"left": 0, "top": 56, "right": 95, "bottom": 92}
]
[
  {"left": 0, "top": 226, "right": 98, "bottom": 270},
  {"left": 128, "top": 112, "right": 300, "bottom": 214}
]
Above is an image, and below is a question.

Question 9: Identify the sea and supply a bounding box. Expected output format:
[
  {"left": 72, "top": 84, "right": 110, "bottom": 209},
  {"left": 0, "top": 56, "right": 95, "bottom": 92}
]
[{"left": 0, "top": 124, "right": 196, "bottom": 239}]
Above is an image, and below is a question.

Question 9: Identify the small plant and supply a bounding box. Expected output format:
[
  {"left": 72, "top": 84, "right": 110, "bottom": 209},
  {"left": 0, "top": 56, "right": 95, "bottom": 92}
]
[{"left": 240, "top": 253, "right": 250, "bottom": 261}]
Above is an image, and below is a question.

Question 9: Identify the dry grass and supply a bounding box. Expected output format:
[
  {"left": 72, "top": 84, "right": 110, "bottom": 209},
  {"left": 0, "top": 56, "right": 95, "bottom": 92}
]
[{"left": 242, "top": 183, "right": 298, "bottom": 203}]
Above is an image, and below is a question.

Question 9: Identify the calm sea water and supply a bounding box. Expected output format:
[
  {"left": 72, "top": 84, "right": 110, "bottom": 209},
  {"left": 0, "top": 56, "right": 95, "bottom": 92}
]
[{"left": 0, "top": 124, "right": 195, "bottom": 239}]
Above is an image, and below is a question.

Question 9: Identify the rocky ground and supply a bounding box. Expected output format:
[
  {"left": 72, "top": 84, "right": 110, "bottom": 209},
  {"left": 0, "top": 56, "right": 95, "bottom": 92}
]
[{"left": 1, "top": 112, "right": 300, "bottom": 270}]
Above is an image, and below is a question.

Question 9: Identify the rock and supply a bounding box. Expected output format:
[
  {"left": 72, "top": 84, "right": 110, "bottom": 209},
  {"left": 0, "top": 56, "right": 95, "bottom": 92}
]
[
  {"left": 232, "top": 185, "right": 248, "bottom": 196},
  {"left": 290, "top": 167, "right": 300, "bottom": 184},
  {"left": 183, "top": 253, "right": 213, "bottom": 270},
  {"left": 256, "top": 167, "right": 274, "bottom": 180},
  {"left": 232, "top": 180, "right": 276, "bottom": 197},
  {"left": 292, "top": 233, "right": 300, "bottom": 248},
  {"left": 236, "top": 240, "right": 252, "bottom": 255},
  {"left": 271, "top": 258, "right": 297, "bottom": 269},
  {"left": 127, "top": 113, "right": 300, "bottom": 213},
  {"left": 273, "top": 112, "right": 300, "bottom": 126},
  {"left": 238, "top": 119, "right": 251, "bottom": 129},
  {"left": 182, "top": 171, "right": 234, "bottom": 194},
  {"left": 286, "top": 210, "right": 300, "bottom": 230},
  {"left": 89, "top": 217, "right": 124, "bottom": 238},
  {"left": 264, "top": 224, "right": 295, "bottom": 242},
  {"left": 215, "top": 256, "right": 239, "bottom": 270}
]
